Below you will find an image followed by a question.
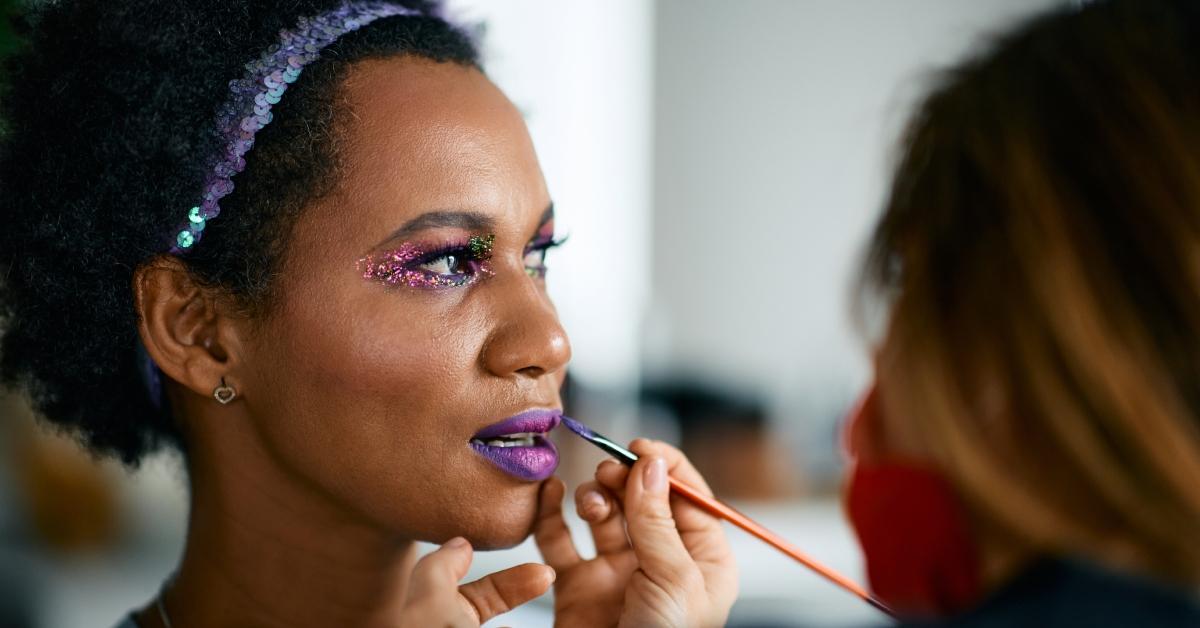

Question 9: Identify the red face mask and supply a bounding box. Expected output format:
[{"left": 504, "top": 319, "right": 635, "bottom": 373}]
[{"left": 843, "top": 384, "right": 983, "bottom": 618}]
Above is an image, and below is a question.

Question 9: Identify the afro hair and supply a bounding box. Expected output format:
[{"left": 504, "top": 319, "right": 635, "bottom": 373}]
[{"left": 0, "top": 0, "right": 479, "bottom": 465}]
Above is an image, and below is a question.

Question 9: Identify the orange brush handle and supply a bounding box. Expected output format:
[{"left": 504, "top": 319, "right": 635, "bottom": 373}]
[{"left": 668, "top": 477, "right": 896, "bottom": 618}]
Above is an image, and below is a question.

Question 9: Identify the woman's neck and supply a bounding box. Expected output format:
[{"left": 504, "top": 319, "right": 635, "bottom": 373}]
[{"left": 141, "top": 409, "right": 419, "bottom": 628}]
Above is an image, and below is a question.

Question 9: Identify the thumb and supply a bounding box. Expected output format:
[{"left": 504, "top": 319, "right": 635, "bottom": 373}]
[
  {"left": 459, "top": 563, "right": 555, "bottom": 624},
  {"left": 624, "top": 455, "right": 701, "bottom": 590},
  {"left": 406, "top": 537, "right": 474, "bottom": 606}
]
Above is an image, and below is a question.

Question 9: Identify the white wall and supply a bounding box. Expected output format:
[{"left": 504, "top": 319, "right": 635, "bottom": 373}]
[
  {"left": 649, "top": 0, "right": 1066, "bottom": 471},
  {"left": 444, "top": 0, "right": 1071, "bottom": 469},
  {"left": 446, "top": 0, "right": 654, "bottom": 393}
]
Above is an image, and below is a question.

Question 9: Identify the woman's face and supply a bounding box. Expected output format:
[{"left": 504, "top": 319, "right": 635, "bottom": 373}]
[{"left": 236, "top": 57, "right": 570, "bottom": 548}]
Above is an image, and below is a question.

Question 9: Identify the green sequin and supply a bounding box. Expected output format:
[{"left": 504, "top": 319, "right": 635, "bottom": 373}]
[
  {"left": 177, "top": 230, "right": 195, "bottom": 249},
  {"left": 188, "top": 206, "right": 205, "bottom": 224}
]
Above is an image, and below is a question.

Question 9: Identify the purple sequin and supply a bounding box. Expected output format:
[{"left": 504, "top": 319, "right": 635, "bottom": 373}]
[{"left": 167, "top": 1, "right": 421, "bottom": 254}]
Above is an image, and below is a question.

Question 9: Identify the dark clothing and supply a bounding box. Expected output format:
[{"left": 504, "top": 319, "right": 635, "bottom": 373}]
[{"left": 903, "top": 559, "right": 1200, "bottom": 628}]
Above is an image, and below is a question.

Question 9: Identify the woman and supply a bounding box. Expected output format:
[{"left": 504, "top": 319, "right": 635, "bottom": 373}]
[
  {"left": 570, "top": 0, "right": 1200, "bottom": 625},
  {"left": 0, "top": 1, "right": 689, "bottom": 625}
]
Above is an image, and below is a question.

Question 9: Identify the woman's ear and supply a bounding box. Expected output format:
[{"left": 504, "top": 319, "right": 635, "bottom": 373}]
[{"left": 132, "top": 256, "right": 246, "bottom": 402}]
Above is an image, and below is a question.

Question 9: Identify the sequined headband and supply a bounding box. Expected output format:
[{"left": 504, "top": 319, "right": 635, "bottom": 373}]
[{"left": 167, "top": 1, "right": 423, "bottom": 254}]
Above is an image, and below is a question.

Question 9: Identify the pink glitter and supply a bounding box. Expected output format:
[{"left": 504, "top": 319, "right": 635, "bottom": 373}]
[{"left": 357, "top": 236, "right": 495, "bottom": 290}]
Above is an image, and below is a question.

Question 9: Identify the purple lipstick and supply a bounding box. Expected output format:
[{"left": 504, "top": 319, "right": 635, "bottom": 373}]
[{"left": 470, "top": 409, "right": 561, "bottom": 481}]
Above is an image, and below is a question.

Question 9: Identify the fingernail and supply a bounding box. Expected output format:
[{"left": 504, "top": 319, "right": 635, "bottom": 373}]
[
  {"left": 581, "top": 490, "right": 605, "bottom": 517},
  {"left": 644, "top": 457, "right": 667, "bottom": 494},
  {"left": 444, "top": 536, "right": 468, "bottom": 549}
]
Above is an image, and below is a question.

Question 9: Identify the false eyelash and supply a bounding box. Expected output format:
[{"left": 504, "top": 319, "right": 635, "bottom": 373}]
[
  {"left": 526, "top": 235, "right": 569, "bottom": 254},
  {"left": 412, "top": 241, "right": 489, "bottom": 266}
]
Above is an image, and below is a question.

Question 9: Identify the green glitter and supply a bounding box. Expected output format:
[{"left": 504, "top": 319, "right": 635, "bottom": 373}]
[{"left": 468, "top": 233, "right": 495, "bottom": 259}]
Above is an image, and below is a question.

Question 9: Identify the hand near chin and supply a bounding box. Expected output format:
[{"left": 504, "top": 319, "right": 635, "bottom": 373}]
[
  {"left": 399, "top": 537, "right": 554, "bottom": 627},
  {"left": 533, "top": 476, "right": 639, "bottom": 627},
  {"left": 534, "top": 440, "right": 738, "bottom": 628}
]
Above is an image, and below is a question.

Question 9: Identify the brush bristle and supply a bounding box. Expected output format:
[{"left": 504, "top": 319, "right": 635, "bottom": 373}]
[{"left": 560, "top": 416, "right": 594, "bottom": 439}]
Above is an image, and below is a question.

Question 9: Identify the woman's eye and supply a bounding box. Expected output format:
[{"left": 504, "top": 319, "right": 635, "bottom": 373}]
[
  {"left": 524, "top": 248, "right": 549, "bottom": 277},
  {"left": 358, "top": 237, "right": 497, "bottom": 291},
  {"left": 418, "top": 254, "right": 465, "bottom": 276}
]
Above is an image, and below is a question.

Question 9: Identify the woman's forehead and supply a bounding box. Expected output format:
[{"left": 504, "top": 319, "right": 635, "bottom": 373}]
[
  {"left": 297, "top": 56, "right": 548, "bottom": 250},
  {"left": 339, "top": 57, "right": 531, "bottom": 174}
]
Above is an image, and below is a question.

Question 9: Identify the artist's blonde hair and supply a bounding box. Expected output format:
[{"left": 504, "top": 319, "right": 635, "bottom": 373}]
[{"left": 858, "top": 0, "right": 1200, "bottom": 586}]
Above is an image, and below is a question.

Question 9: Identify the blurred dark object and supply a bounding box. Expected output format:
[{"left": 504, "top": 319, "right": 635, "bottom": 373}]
[
  {"left": 641, "top": 380, "right": 805, "bottom": 500},
  {"left": 0, "top": 548, "right": 39, "bottom": 628},
  {"left": 0, "top": 0, "right": 21, "bottom": 61},
  {"left": 4, "top": 394, "right": 121, "bottom": 554},
  {"left": 0, "top": 394, "right": 45, "bottom": 628}
]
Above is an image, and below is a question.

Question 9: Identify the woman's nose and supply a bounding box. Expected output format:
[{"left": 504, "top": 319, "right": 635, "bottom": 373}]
[{"left": 481, "top": 274, "right": 572, "bottom": 380}]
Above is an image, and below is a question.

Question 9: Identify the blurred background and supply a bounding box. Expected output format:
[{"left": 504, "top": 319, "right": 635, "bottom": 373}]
[{"left": 0, "top": 1, "right": 1070, "bottom": 626}]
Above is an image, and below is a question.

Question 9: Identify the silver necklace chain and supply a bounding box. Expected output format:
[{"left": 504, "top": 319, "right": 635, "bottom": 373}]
[
  {"left": 156, "top": 573, "right": 176, "bottom": 628},
  {"left": 156, "top": 594, "right": 174, "bottom": 628}
]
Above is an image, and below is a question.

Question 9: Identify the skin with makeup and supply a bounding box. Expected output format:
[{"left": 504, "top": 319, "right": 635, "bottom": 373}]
[
  {"left": 134, "top": 56, "right": 731, "bottom": 628},
  {"left": 130, "top": 56, "right": 576, "bottom": 626}
]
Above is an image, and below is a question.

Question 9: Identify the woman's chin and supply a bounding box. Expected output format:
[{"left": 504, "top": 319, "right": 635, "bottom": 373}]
[
  {"left": 462, "top": 509, "right": 539, "bottom": 550},
  {"left": 448, "top": 489, "right": 542, "bottom": 549},
  {"left": 467, "top": 529, "right": 534, "bottom": 550}
]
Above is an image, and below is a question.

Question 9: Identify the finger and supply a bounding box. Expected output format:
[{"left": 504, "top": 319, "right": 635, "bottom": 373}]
[
  {"left": 575, "top": 481, "right": 629, "bottom": 555},
  {"left": 459, "top": 563, "right": 555, "bottom": 625},
  {"left": 623, "top": 455, "right": 703, "bottom": 591},
  {"left": 628, "top": 439, "right": 713, "bottom": 496},
  {"left": 595, "top": 458, "right": 630, "bottom": 495},
  {"left": 627, "top": 440, "right": 726, "bottom": 539},
  {"left": 407, "top": 537, "right": 474, "bottom": 605},
  {"left": 532, "top": 477, "right": 582, "bottom": 569}
]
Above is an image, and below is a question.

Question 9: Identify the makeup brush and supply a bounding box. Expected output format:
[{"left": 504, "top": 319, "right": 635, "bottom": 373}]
[{"left": 559, "top": 416, "right": 896, "bottom": 618}]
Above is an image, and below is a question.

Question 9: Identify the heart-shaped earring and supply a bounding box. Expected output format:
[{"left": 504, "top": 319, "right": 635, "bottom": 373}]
[{"left": 213, "top": 377, "right": 237, "bottom": 405}]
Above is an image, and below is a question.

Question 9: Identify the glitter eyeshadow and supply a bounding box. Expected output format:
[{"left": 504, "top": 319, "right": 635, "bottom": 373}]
[
  {"left": 523, "top": 221, "right": 560, "bottom": 279},
  {"left": 358, "top": 234, "right": 496, "bottom": 289}
]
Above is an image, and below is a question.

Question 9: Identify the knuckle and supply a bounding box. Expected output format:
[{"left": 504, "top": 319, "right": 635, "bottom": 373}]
[
  {"left": 638, "top": 504, "right": 677, "bottom": 529},
  {"left": 573, "top": 481, "right": 599, "bottom": 501},
  {"left": 470, "top": 582, "right": 505, "bottom": 621},
  {"left": 629, "top": 438, "right": 658, "bottom": 455},
  {"left": 411, "top": 556, "right": 438, "bottom": 579}
]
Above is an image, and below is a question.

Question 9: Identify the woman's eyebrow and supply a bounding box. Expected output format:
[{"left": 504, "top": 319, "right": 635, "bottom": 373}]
[{"left": 376, "top": 210, "right": 495, "bottom": 247}]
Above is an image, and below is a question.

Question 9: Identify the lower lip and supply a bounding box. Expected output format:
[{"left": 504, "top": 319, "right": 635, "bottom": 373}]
[{"left": 470, "top": 436, "right": 559, "bottom": 482}]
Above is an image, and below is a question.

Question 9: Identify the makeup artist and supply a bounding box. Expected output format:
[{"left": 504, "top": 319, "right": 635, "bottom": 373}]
[{"left": 542, "top": 0, "right": 1200, "bottom": 626}]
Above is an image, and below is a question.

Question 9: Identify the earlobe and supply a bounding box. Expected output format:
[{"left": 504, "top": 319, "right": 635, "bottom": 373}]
[
  {"left": 133, "top": 257, "right": 243, "bottom": 402},
  {"left": 212, "top": 377, "right": 238, "bottom": 405}
]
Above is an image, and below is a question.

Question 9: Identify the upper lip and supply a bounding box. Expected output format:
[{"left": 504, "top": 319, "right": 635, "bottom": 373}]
[{"left": 472, "top": 409, "right": 562, "bottom": 440}]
